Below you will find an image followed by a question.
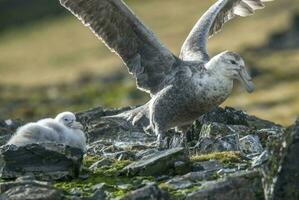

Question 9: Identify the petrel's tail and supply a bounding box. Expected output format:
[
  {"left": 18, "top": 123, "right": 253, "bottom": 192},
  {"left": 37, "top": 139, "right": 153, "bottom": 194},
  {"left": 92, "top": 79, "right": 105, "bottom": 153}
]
[{"left": 101, "top": 103, "right": 151, "bottom": 132}]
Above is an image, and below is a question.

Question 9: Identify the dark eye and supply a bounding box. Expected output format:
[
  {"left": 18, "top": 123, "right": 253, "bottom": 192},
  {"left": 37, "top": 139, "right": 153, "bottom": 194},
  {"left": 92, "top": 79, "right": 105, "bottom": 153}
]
[
  {"left": 64, "top": 118, "right": 68, "bottom": 121},
  {"left": 230, "top": 60, "right": 237, "bottom": 65}
]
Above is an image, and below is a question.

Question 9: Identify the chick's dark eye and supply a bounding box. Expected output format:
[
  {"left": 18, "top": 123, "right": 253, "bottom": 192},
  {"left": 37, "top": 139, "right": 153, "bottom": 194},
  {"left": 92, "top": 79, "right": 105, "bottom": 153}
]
[
  {"left": 64, "top": 118, "right": 68, "bottom": 121},
  {"left": 230, "top": 60, "right": 237, "bottom": 65}
]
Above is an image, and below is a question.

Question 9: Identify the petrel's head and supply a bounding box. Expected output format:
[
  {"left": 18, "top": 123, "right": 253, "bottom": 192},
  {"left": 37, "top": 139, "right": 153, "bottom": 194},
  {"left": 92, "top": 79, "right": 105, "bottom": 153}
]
[
  {"left": 208, "top": 51, "right": 255, "bottom": 93},
  {"left": 55, "top": 112, "right": 83, "bottom": 130}
]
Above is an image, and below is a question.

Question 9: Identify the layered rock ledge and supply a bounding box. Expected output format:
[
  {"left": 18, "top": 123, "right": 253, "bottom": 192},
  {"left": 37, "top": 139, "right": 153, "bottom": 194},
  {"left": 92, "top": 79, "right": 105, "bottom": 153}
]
[{"left": 0, "top": 106, "right": 297, "bottom": 200}]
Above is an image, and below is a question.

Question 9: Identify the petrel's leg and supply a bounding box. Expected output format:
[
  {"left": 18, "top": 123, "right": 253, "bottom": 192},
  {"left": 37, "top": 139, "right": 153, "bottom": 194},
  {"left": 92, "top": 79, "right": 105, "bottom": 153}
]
[
  {"left": 146, "top": 122, "right": 166, "bottom": 149},
  {"left": 176, "top": 125, "right": 192, "bottom": 149},
  {"left": 156, "top": 129, "right": 168, "bottom": 150}
]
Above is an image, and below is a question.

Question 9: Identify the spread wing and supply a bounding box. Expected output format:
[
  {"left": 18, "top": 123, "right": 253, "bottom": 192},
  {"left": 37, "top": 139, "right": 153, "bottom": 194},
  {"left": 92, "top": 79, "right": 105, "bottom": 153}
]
[
  {"left": 60, "top": 0, "right": 177, "bottom": 94},
  {"left": 180, "top": 0, "right": 273, "bottom": 62}
]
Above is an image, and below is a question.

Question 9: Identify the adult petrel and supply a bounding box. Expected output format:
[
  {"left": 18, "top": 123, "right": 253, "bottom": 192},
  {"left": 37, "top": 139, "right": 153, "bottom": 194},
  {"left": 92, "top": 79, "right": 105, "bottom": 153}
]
[{"left": 60, "top": 0, "right": 272, "bottom": 148}]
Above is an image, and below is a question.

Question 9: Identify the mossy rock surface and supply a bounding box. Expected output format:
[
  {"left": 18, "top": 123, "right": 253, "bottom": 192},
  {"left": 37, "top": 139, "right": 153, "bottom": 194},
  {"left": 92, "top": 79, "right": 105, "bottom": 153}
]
[{"left": 263, "top": 118, "right": 299, "bottom": 199}]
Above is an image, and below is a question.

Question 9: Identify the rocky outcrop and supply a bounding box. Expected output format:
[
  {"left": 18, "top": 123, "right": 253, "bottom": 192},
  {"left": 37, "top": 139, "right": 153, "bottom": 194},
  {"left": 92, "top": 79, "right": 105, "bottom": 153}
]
[
  {"left": 120, "top": 184, "right": 170, "bottom": 200},
  {"left": 0, "top": 106, "right": 296, "bottom": 199},
  {"left": 0, "top": 176, "right": 63, "bottom": 200},
  {"left": 76, "top": 106, "right": 155, "bottom": 148},
  {"left": 121, "top": 147, "right": 190, "bottom": 176},
  {"left": 186, "top": 171, "right": 263, "bottom": 200},
  {"left": 263, "top": 118, "right": 299, "bottom": 200},
  {"left": 0, "top": 143, "right": 84, "bottom": 180}
]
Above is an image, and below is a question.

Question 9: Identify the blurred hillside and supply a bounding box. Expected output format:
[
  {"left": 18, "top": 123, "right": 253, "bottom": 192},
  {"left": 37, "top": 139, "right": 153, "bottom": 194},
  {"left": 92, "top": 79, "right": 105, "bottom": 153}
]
[
  {"left": 0, "top": 0, "right": 65, "bottom": 32},
  {"left": 0, "top": 0, "right": 298, "bottom": 125}
]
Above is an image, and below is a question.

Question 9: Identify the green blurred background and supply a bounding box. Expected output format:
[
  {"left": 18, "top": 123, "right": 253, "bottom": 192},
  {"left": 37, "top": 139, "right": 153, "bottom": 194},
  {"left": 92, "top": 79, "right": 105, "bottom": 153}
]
[{"left": 0, "top": 0, "right": 298, "bottom": 126}]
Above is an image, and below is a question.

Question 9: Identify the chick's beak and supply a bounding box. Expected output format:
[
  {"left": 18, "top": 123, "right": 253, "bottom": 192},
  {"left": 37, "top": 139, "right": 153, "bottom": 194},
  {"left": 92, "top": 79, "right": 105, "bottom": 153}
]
[
  {"left": 70, "top": 121, "right": 84, "bottom": 130},
  {"left": 237, "top": 66, "right": 255, "bottom": 93}
]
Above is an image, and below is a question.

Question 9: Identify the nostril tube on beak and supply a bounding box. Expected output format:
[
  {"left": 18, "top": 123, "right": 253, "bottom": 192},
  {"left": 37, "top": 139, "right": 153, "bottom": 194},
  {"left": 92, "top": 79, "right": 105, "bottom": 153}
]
[{"left": 237, "top": 66, "right": 255, "bottom": 93}]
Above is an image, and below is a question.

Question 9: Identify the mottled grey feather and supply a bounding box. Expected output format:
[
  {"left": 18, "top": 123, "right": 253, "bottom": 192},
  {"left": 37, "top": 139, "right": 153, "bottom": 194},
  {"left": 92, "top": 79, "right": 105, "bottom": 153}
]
[
  {"left": 60, "top": 0, "right": 272, "bottom": 149},
  {"left": 59, "top": 0, "right": 177, "bottom": 94},
  {"left": 180, "top": 0, "right": 271, "bottom": 62}
]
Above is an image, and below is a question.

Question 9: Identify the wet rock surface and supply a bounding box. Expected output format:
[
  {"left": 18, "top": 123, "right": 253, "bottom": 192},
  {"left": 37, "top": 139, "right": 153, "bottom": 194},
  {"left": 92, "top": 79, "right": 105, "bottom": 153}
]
[{"left": 0, "top": 106, "right": 297, "bottom": 199}]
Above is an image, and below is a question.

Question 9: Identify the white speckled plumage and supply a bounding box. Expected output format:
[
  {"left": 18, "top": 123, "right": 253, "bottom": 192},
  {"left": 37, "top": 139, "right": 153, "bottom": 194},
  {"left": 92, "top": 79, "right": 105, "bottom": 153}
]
[{"left": 60, "top": 0, "right": 272, "bottom": 148}]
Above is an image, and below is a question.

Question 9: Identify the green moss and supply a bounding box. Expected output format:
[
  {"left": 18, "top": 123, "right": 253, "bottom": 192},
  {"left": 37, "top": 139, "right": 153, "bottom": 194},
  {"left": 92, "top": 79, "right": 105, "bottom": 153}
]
[
  {"left": 190, "top": 151, "right": 243, "bottom": 167},
  {"left": 83, "top": 155, "right": 103, "bottom": 168},
  {"left": 160, "top": 183, "right": 201, "bottom": 200},
  {"left": 55, "top": 157, "right": 155, "bottom": 199},
  {"left": 94, "top": 159, "right": 131, "bottom": 177}
]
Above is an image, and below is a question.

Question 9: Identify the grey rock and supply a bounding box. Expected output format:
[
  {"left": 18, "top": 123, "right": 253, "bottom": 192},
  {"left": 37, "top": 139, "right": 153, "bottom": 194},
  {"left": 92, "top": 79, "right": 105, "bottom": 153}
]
[
  {"left": 141, "top": 180, "right": 156, "bottom": 186},
  {"left": 101, "top": 144, "right": 124, "bottom": 154},
  {"left": 0, "top": 143, "right": 84, "bottom": 180},
  {"left": 156, "top": 175, "right": 170, "bottom": 182},
  {"left": 77, "top": 105, "right": 284, "bottom": 153},
  {"left": 197, "top": 107, "right": 251, "bottom": 127},
  {"left": 188, "top": 107, "right": 282, "bottom": 142},
  {"left": 121, "top": 147, "right": 190, "bottom": 176},
  {"left": 199, "top": 107, "right": 280, "bottom": 129},
  {"left": 237, "top": 163, "right": 248, "bottom": 170},
  {"left": 135, "top": 149, "right": 159, "bottom": 160},
  {"left": 120, "top": 184, "right": 170, "bottom": 200},
  {"left": 182, "top": 170, "right": 219, "bottom": 181},
  {"left": 174, "top": 160, "right": 190, "bottom": 175},
  {"left": 251, "top": 150, "right": 269, "bottom": 168},
  {"left": 255, "top": 127, "right": 284, "bottom": 147},
  {"left": 199, "top": 122, "right": 248, "bottom": 138},
  {"left": 0, "top": 178, "right": 63, "bottom": 200},
  {"left": 192, "top": 160, "right": 224, "bottom": 172},
  {"left": 83, "top": 189, "right": 106, "bottom": 200},
  {"left": 0, "top": 132, "right": 11, "bottom": 147},
  {"left": 164, "top": 131, "right": 186, "bottom": 149},
  {"left": 263, "top": 118, "right": 299, "bottom": 200},
  {"left": 78, "top": 106, "right": 282, "bottom": 153},
  {"left": 86, "top": 141, "right": 107, "bottom": 155},
  {"left": 69, "top": 188, "right": 82, "bottom": 196},
  {"left": 196, "top": 134, "right": 239, "bottom": 153},
  {"left": 78, "top": 173, "right": 89, "bottom": 180},
  {"left": 89, "top": 158, "right": 113, "bottom": 171},
  {"left": 76, "top": 106, "right": 135, "bottom": 131},
  {"left": 186, "top": 170, "right": 264, "bottom": 200},
  {"left": 117, "top": 184, "right": 133, "bottom": 190},
  {"left": 239, "top": 135, "right": 263, "bottom": 154},
  {"left": 15, "top": 175, "right": 36, "bottom": 182},
  {"left": 165, "top": 177, "right": 194, "bottom": 189},
  {"left": 79, "top": 106, "right": 281, "bottom": 149},
  {"left": 104, "top": 150, "right": 136, "bottom": 161},
  {"left": 76, "top": 107, "right": 155, "bottom": 146},
  {"left": 91, "top": 183, "right": 109, "bottom": 191},
  {"left": 216, "top": 168, "right": 237, "bottom": 176}
]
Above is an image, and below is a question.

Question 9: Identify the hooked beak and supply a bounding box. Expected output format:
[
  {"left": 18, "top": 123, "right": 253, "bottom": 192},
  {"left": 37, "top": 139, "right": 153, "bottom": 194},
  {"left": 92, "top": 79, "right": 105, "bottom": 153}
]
[
  {"left": 69, "top": 121, "right": 84, "bottom": 130},
  {"left": 237, "top": 66, "right": 255, "bottom": 93}
]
